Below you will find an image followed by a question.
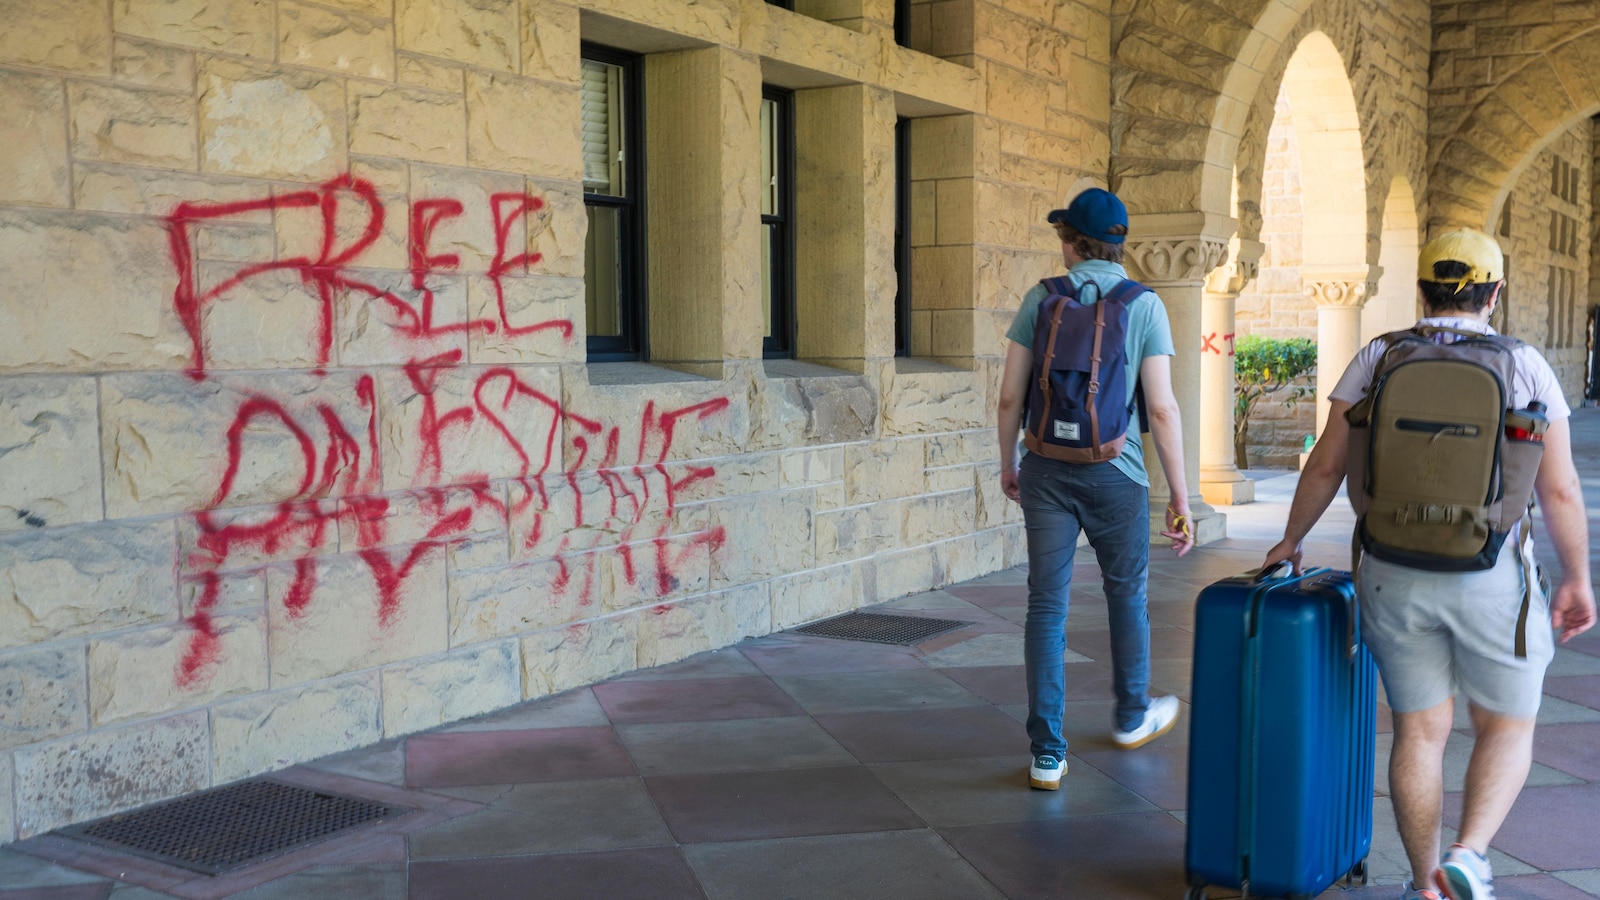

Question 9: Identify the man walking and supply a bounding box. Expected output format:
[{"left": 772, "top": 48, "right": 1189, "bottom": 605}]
[
  {"left": 1261, "top": 229, "right": 1596, "bottom": 900},
  {"left": 996, "top": 188, "right": 1196, "bottom": 792}
]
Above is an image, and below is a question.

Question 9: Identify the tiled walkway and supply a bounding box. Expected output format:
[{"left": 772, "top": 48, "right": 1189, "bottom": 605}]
[{"left": 4, "top": 411, "right": 1599, "bottom": 899}]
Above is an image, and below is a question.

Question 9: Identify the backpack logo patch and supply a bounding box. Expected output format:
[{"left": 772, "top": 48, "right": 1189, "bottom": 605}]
[{"left": 1053, "top": 420, "right": 1080, "bottom": 441}]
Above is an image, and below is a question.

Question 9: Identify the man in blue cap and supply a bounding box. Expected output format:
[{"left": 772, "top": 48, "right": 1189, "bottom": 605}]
[{"left": 995, "top": 187, "right": 1196, "bottom": 791}]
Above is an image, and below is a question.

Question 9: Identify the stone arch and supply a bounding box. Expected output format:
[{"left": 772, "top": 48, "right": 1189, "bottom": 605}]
[
  {"left": 1363, "top": 176, "right": 1420, "bottom": 343},
  {"left": 1429, "top": 25, "right": 1600, "bottom": 231},
  {"left": 1278, "top": 31, "right": 1367, "bottom": 272}
]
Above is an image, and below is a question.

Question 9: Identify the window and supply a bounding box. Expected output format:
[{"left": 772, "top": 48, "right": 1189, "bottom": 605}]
[
  {"left": 761, "top": 87, "right": 796, "bottom": 358},
  {"left": 894, "top": 117, "right": 911, "bottom": 356},
  {"left": 765, "top": 0, "right": 794, "bottom": 8},
  {"left": 581, "top": 45, "right": 644, "bottom": 361},
  {"left": 895, "top": 0, "right": 912, "bottom": 46}
]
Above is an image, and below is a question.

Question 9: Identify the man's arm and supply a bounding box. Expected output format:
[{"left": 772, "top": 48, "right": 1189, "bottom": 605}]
[
  {"left": 1138, "top": 353, "right": 1194, "bottom": 557},
  {"left": 997, "top": 341, "right": 1033, "bottom": 503},
  {"left": 1262, "top": 399, "right": 1353, "bottom": 574},
  {"left": 1532, "top": 416, "right": 1597, "bottom": 642}
]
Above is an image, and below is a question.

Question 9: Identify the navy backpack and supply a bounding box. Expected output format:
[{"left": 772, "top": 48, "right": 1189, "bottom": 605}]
[{"left": 1023, "top": 276, "right": 1148, "bottom": 462}]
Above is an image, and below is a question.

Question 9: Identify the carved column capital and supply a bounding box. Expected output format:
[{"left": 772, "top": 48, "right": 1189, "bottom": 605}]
[
  {"left": 1125, "top": 236, "right": 1231, "bottom": 285},
  {"left": 1204, "top": 238, "right": 1267, "bottom": 296},
  {"left": 1301, "top": 264, "right": 1383, "bottom": 309}
]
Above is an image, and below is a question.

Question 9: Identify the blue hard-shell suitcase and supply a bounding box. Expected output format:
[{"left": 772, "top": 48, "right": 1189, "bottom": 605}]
[{"left": 1184, "top": 566, "right": 1378, "bottom": 900}]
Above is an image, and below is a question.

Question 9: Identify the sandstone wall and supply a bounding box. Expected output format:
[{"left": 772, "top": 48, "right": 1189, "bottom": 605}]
[
  {"left": 0, "top": 0, "right": 1062, "bottom": 843},
  {"left": 1496, "top": 119, "right": 1593, "bottom": 401}
]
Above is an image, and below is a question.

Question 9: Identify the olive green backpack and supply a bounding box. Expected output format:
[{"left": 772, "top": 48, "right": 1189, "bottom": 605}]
[{"left": 1344, "top": 326, "right": 1548, "bottom": 654}]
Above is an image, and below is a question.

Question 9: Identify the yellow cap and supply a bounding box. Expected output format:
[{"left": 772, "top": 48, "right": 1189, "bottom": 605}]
[{"left": 1418, "top": 228, "right": 1504, "bottom": 294}]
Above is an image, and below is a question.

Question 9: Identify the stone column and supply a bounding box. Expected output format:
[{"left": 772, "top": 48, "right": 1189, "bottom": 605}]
[
  {"left": 1303, "top": 265, "right": 1379, "bottom": 435},
  {"left": 1125, "top": 212, "right": 1235, "bottom": 545},
  {"left": 1199, "top": 239, "right": 1265, "bottom": 506}
]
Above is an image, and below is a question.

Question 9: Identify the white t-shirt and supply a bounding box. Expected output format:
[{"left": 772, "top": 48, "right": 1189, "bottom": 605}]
[{"left": 1329, "top": 317, "right": 1572, "bottom": 419}]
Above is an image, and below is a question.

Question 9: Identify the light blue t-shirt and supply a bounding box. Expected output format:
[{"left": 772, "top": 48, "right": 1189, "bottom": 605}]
[{"left": 1005, "top": 259, "right": 1176, "bottom": 487}]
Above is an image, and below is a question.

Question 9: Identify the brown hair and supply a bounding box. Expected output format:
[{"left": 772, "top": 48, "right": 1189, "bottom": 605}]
[{"left": 1053, "top": 221, "right": 1127, "bottom": 264}]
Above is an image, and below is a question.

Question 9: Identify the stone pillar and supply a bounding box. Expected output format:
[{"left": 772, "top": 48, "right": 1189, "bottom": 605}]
[
  {"left": 1199, "top": 239, "right": 1265, "bottom": 506},
  {"left": 1125, "top": 212, "right": 1235, "bottom": 545},
  {"left": 1303, "top": 266, "right": 1379, "bottom": 435}
]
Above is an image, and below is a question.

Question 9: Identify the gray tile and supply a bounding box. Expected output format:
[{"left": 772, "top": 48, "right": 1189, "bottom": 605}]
[
  {"left": 1547, "top": 647, "right": 1600, "bottom": 677},
  {"left": 107, "top": 887, "right": 182, "bottom": 899},
  {"left": 302, "top": 738, "right": 406, "bottom": 786},
  {"left": 616, "top": 717, "right": 855, "bottom": 776},
  {"left": 1555, "top": 870, "right": 1600, "bottom": 894},
  {"left": 877, "top": 590, "right": 983, "bottom": 612},
  {"left": 228, "top": 864, "right": 405, "bottom": 900},
  {"left": 439, "top": 688, "right": 609, "bottom": 732},
  {"left": 685, "top": 830, "right": 1005, "bottom": 900},
  {"left": 921, "top": 632, "right": 1088, "bottom": 668},
  {"left": 772, "top": 669, "right": 984, "bottom": 715},
  {"left": 1537, "top": 695, "right": 1600, "bottom": 725},
  {"left": 1374, "top": 726, "right": 1581, "bottom": 796},
  {"left": 867, "top": 754, "right": 1156, "bottom": 827},
  {"left": 408, "top": 778, "right": 672, "bottom": 859}
]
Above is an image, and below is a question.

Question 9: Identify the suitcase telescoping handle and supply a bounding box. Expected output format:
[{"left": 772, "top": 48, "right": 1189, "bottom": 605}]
[{"left": 1248, "top": 562, "right": 1362, "bottom": 658}]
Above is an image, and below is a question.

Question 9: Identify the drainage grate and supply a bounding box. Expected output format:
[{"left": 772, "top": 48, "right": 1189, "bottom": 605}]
[
  {"left": 57, "top": 779, "right": 408, "bottom": 876},
  {"left": 792, "top": 611, "right": 967, "bottom": 645}
]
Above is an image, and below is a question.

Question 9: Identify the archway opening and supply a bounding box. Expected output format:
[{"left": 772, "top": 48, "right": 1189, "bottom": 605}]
[{"left": 1363, "top": 177, "right": 1420, "bottom": 344}]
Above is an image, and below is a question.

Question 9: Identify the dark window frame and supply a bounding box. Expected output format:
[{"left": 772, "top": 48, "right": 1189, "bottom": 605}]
[
  {"left": 762, "top": 85, "right": 797, "bottom": 359},
  {"left": 765, "top": 0, "right": 794, "bottom": 8},
  {"left": 895, "top": 0, "right": 912, "bottom": 47},
  {"left": 894, "top": 117, "right": 912, "bottom": 357},
  {"left": 581, "top": 42, "right": 648, "bottom": 363}
]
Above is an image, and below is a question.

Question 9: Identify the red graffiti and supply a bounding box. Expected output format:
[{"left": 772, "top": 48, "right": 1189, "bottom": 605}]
[
  {"left": 1202, "top": 332, "right": 1237, "bottom": 356},
  {"left": 168, "top": 177, "right": 572, "bottom": 378}
]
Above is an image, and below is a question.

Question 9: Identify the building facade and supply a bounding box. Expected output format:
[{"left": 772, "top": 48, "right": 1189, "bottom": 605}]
[{"left": 0, "top": 0, "right": 1595, "bottom": 843}]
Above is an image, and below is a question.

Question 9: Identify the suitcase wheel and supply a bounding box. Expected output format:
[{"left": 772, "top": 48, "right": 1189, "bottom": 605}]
[
  {"left": 1182, "top": 887, "right": 1207, "bottom": 900},
  {"left": 1346, "top": 858, "right": 1370, "bottom": 886}
]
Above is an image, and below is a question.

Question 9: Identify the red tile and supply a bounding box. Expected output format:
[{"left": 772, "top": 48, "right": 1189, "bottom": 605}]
[
  {"left": 645, "top": 766, "right": 920, "bottom": 844},
  {"left": 940, "top": 812, "right": 1188, "bottom": 900},
  {"left": 410, "top": 848, "right": 703, "bottom": 899},
  {"left": 1542, "top": 675, "right": 1600, "bottom": 711},
  {"left": 1443, "top": 783, "right": 1600, "bottom": 870},
  {"left": 1531, "top": 721, "right": 1600, "bottom": 781},
  {"left": 592, "top": 676, "right": 803, "bottom": 724}
]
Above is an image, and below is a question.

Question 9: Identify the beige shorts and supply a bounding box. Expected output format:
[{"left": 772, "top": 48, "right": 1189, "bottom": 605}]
[{"left": 1356, "top": 544, "right": 1554, "bottom": 718}]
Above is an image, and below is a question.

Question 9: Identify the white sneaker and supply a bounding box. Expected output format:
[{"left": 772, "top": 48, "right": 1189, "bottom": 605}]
[
  {"left": 1435, "top": 844, "right": 1495, "bottom": 900},
  {"left": 1111, "top": 695, "right": 1179, "bottom": 749},
  {"left": 1028, "top": 753, "right": 1066, "bottom": 790}
]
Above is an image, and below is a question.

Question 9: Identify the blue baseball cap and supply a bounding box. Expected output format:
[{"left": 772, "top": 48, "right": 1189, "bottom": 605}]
[{"left": 1047, "top": 188, "right": 1128, "bottom": 244}]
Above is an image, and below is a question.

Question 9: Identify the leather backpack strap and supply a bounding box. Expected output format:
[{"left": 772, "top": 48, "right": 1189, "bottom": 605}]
[
  {"left": 1087, "top": 297, "right": 1106, "bottom": 458},
  {"left": 1031, "top": 295, "right": 1071, "bottom": 448}
]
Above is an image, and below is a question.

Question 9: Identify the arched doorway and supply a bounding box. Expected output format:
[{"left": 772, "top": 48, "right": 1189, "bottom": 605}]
[{"left": 1362, "top": 177, "right": 1420, "bottom": 344}]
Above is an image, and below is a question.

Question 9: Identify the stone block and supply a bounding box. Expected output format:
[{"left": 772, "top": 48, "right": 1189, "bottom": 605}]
[
  {"left": 88, "top": 614, "right": 267, "bottom": 726},
  {"left": 974, "top": 460, "right": 1017, "bottom": 528},
  {"left": 176, "top": 501, "right": 340, "bottom": 579},
  {"left": 184, "top": 266, "right": 331, "bottom": 370},
  {"left": 377, "top": 363, "right": 563, "bottom": 490},
  {"left": 396, "top": 0, "right": 518, "bottom": 71},
  {"left": 114, "top": 39, "right": 195, "bottom": 92},
  {"left": 560, "top": 378, "right": 747, "bottom": 467},
  {"left": 266, "top": 547, "right": 449, "bottom": 686},
  {"left": 0, "top": 521, "right": 176, "bottom": 652},
  {"left": 0, "top": 209, "right": 189, "bottom": 372},
  {"left": 603, "top": 530, "right": 715, "bottom": 612},
  {"left": 467, "top": 71, "right": 582, "bottom": 180},
  {"left": 881, "top": 368, "right": 983, "bottom": 436},
  {"left": 337, "top": 485, "right": 507, "bottom": 556},
  {"left": 71, "top": 164, "right": 264, "bottom": 217},
  {"left": 771, "top": 563, "right": 864, "bottom": 630},
  {"left": 521, "top": 615, "right": 637, "bottom": 699},
  {"left": 448, "top": 532, "right": 510, "bottom": 572},
  {"left": 0, "top": 754, "right": 11, "bottom": 844},
  {"left": 198, "top": 57, "right": 347, "bottom": 180},
  {"left": 211, "top": 673, "right": 381, "bottom": 783},
  {"left": 910, "top": 116, "right": 975, "bottom": 180},
  {"left": 2, "top": 0, "right": 110, "bottom": 72},
  {"left": 101, "top": 371, "right": 373, "bottom": 519},
  {"left": 875, "top": 543, "right": 943, "bottom": 599},
  {"left": 0, "top": 70, "right": 70, "bottom": 208},
  {"left": 397, "top": 54, "right": 464, "bottom": 93},
  {"left": 466, "top": 274, "right": 585, "bottom": 365},
  {"left": 942, "top": 528, "right": 1004, "bottom": 583},
  {"left": 0, "top": 377, "right": 102, "bottom": 533},
  {"left": 13, "top": 712, "right": 209, "bottom": 838},
  {"left": 411, "top": 164, "right": 529, "bottom": 273},
  {"left": 985, "top": 62, "right": 1052, "bottom": 126},
  {"left": 522, "top": 1, "right": 580, "bottom": 82},
  {"left": 845, "top": 438, "right": 926, "bottom": 504},
  {"left": 69, "top": 81, "right": 197, "bottom": 169},
  {"left": 709, "top": 491, "right": 813, "bottom": 588},
  {"left": 380, "top": 639, "right": 521, "bottom": 736},
  {"left": 780, "top": 447, "right": 847, "bottom": 488},
  {"left": 449, "top": 554, "right": 596, "bottom": 645},
  {"left": 350, "top": 83, "right": 467, "bottom": 166},
  {"left": 336, "top": 274, "right": 472, "bottom": 368},
  {"left": 815, "top": 500, "right": 899, "bottom": 566},
  {"left": 523, "top": 178, "right": 586, "bottom": 278},
  {"left": 913, "top": 244, "right": 974, "bottom": 309},
  {"left": 904, "top": 488, "right": 976, "bottom": 543},
  {"left": 636, "top": 583, "right": 771, "bottom": 668},
  {"left": 181, "top": 570, "right": 265, "bottom": 618},
  {"left": 0, "top": 644, "right": 88, "bottom": 750},
  {"left": 279, "top": 2, "right": 395, "bottom": 81},
  {"left": 114, "top": 0, "right": 275, "bottom": 58}
]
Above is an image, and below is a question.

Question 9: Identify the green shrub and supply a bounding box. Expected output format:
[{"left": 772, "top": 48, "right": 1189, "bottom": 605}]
[{"left": 1233, "top": 335, "right": 1318, "bottom": 469}]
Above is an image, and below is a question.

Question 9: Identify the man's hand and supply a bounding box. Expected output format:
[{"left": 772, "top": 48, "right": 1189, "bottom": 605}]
[
  {"left": 1550, "top": 579, "right": 1597, "bottom": 643},
  {"left": 1160, "top": 501, "right": 1194, "bottom": 558},
  {"left": 1001, "top": 468, "right": 1021, "bottom": 504},
  {"left": 1262, "top": 538, "right": 1304, "bottom": 577}
]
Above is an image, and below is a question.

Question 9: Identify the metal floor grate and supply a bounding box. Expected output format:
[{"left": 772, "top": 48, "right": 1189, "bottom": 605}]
[
  {"left": 57, "top": 779, "right": 408, "bottom": 876},
  {"left": 792, "top": 611, "right": 967, "bottom": 645}
]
